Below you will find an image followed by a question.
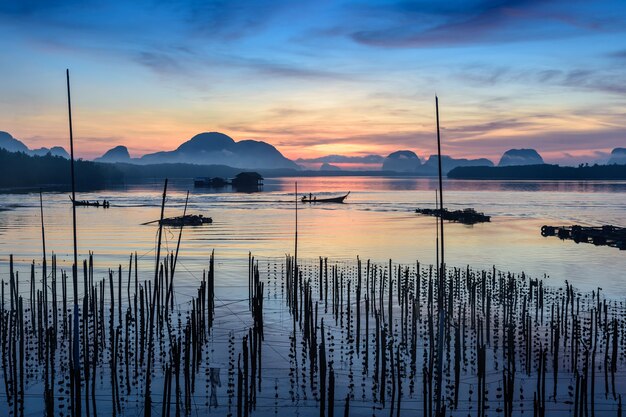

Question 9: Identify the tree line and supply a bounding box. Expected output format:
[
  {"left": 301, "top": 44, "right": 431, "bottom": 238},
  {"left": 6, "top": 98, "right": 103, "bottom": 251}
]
[
  {"left": 0, "top": 149, "right": 123, "bottom": 189},
  {"left": 448, "top": 163, "right": 626, "bottom": 180}
]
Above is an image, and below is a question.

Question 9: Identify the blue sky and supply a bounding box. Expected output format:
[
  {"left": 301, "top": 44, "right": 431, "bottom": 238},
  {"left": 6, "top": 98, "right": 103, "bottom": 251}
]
[{"left": 0, "top": 0, "right": 625, "bottom": 164}]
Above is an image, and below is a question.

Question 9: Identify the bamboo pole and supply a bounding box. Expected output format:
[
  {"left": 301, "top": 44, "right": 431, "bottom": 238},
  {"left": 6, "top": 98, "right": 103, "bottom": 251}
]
[
  {"left": 144, "top": 179, "right": 168, "bottom": 417},
  {"left": 66, "top": 68, "right": 82, "bottom": 417}
]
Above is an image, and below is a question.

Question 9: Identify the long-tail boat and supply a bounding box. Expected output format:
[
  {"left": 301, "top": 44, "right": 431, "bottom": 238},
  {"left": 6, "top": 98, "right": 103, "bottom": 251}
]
[
  {"left": 70, "top": 196, "right": 110, "bottom": 208},
  {"left": 301, "top": 191, "right": 350, "bottom": 203}
]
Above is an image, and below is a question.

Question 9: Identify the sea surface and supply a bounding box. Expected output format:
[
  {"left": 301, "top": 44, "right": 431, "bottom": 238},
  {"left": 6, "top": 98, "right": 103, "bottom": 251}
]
[
  {"left": 1, "top": 176, "right": 626, "bottom": 416},
  {"left": 0, "top": 176, "right": 624, "bottom": 295}
]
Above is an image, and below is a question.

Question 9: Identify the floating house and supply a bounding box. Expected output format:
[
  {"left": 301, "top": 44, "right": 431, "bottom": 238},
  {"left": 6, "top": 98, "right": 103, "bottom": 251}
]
[{"left": 231, "top": 172, "right": 264, "bottom": 191}]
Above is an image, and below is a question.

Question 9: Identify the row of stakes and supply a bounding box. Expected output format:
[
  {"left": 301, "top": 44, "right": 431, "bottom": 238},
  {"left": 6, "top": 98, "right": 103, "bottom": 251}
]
[{"left": 1, "top": 252, "right": 626, "bottom": 416}]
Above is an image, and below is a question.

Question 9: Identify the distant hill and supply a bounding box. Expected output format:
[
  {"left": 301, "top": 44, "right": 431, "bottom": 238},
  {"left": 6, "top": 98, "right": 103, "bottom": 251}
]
[
  {"left": 95, "top": 145, "right": 131, "bottom": 163},
  {"left": 498, "top": 149, "right": 544, "bottom": 166},
  {"left": 0, "top": 131, "right": 69, "bottom": 159},
  {"left": 0, "top": 131, "right": 29, "bottom": 153},
  {"left": 320, "top": 162, "right": 341, "bottom": 171},
  {"left": 382, "top": 150, "right": 421, "bottom": 172},
  {"left": 608, "top": 148, "right": 626, "bottom": 165},
  {"left": 296, "top": 154, "right": 383, "bottom": 164},
  {"left": 418, "top": 155, "right": 494, "bottom": 175},
  {"left": 137, "top": 132, "right": 298, "bottom": 169},
  {"left": 380, "top": 150, "right": 494, "bottom": 175},
  {"left": 448, "top": 164, "right": 626, "bottom": 180},
  {"left": 31, "top": 146, "right": 70, "bottom": 158}
]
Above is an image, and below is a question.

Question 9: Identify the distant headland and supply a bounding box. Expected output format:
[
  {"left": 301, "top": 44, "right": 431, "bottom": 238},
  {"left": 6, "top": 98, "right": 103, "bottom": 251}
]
[
  {"left": 1, "top": 130, "right": 625, "bottom": 187},
  {"left": 448, "top": 164, "right": 626, "bottom": 180}
]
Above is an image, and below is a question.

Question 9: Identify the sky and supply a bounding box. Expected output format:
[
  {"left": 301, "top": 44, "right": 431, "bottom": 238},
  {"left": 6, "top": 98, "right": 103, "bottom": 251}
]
[{"left": 0, "top": 0, "right": 625, "bottom": 166}]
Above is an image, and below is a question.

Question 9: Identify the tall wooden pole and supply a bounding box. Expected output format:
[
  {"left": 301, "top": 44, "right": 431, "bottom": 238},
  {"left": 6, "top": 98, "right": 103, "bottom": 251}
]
[
  {"left": 435, "top": 191, "right": 439, "bottom": 278},
  {"left": 145, "top": 178, "right": 168, "bottom": 417},
  {"left": 295, "top": 181, "right": 298, "bottom": 269},
  {"left": 67, "top": 68, "right": 82, "bottom": 416},
  {"left": 434, "top": 95, "right": 445, "bottom": 417},
  {"left": 40, "top": 189, "right": 48, "bottom": 319},
  {"left": 40, "top": 190, "right": 47, "bottom": 266},
  {"left": 435, "top": 96, "right": 445, "bottom": 276},
  {"left": 171, "top": 190, "right": 189, "bottom": 279}
]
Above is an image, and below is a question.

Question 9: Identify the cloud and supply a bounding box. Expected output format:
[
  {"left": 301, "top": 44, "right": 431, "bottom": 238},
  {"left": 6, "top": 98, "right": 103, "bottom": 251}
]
[
  {"left": 1, "top": 0, "right": 347, "bottom": 83},
  {"left": 0, "top": 0, "right": 81, "bottom": 16},
  {"left": 345, "top": 0, "right": 625, "bottom": 48},
  {"left": 442, "top": 127, "right": 626, "bottom": 158},
  {"left": 134, "top": 50, "right": 189, "bottom": 75},
  {"left": 2, "top": 0, "right": 626, "bottom": 166},
  {"left": 0, "top": 0, "right": 292, "bottom": 41},
  {"left": 444, "top": 119, "right": 531, "bottom": 135},
  {"left": 559, "top": 69, "right": 626, "bottom": 95},
  {"left": 548, "top": 150, "right": 612, "bottom": 165},
  {"left": 128, "top": 43, "right": 350, "bottom": 84},
  {"left": 455, "top": 65, "right": 626, "bottom": 95},
  {"left": 285, "top": 131, "right": 435, "bottom": 148},
  {"left": 177, "top": 0, "right": 296, "bottom": 41},
  {"left": 608, "top": 49, "right": 626, "bottom": 59},
  {"left": 245, "top": 60, "right": 346, "bottom": 80}
]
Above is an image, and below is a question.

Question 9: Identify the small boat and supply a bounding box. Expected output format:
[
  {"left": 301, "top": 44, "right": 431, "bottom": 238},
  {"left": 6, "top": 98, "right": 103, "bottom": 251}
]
[
  {"left": 301, "top": 192, "right": 350, "bottom": 204},
  {"left": 70, "top": 196, "right": 110, "bottom": 208},
  {"left": 158, "top": 214, "right": 212, "bottom": 227},
  {"left": 415, "top": 207, "right": 490, "bottom": 224}
]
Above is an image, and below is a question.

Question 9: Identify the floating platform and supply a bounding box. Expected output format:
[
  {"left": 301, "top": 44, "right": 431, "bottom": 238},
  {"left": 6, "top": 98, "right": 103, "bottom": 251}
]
[
  {"left": 159, "top": 214, "right": 212, "bottom": 227},
  {"left": 541, "top": 225, "right": 626, "bottom": 250},
  {"left": 415, "top": 207, "right": 491, "bottom": 224},
  {"left": 194, "top": 177, "right": 228, "bottom": 188}
]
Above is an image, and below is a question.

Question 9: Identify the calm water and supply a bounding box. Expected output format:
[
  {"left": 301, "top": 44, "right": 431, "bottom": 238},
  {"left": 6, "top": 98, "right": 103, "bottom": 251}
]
[
  {"left": 0, "top": 177, "right": 624, "bottom": 294},
  {"left": 1, "top": 176, "right": 626, "bottom": 416}
]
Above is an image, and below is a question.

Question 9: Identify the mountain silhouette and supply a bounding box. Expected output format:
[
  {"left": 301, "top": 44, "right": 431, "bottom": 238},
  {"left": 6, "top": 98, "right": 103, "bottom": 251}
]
[
  {"left": 382, "top": 150, "right": 421, "bottom": 172},
  {"left": 95, "top": 145, "right": 132, "bottom": 163},
  {"left": 0, "top": 131, "right": 69, "bottom": 158},
  {"left": 0, "top": 131, "right": 29, "bottom": 153},
  {"left": 608, "top": 148, "right": 626, "bottom": 165},
  {"left": 418, "top": 155, "right": 494, "bottom": 175},
  {"left": 31, "top": 146, "right": 70, "bottom": 158},
  {"left": 138, "top": 132, "right": 297, "bottom": 169},
  {"left": 381, "top": 150, "right": 493, "bottom": 174},
  {"left": 320, "top": 162, "right": 342, "bottom": 171},
  {"left": 498, "top": 149, "right": 544, "bottom": 166}
]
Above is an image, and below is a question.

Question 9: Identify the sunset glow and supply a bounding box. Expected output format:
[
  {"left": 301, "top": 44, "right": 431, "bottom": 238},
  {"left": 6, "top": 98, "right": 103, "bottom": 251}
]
[{"left": 0, "top": 1, "right": 624, "bottom": 164}]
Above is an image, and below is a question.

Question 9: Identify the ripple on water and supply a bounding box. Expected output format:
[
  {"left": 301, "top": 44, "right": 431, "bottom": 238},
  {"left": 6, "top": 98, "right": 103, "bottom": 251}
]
[{"left": 0, "top": 177, "right": 624, "bottom": 294}]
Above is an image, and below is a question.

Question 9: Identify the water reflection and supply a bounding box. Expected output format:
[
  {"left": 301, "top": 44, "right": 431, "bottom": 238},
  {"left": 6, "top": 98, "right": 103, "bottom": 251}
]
[{"left": 0, "top": 177, "right": 624, "bottom": 294}]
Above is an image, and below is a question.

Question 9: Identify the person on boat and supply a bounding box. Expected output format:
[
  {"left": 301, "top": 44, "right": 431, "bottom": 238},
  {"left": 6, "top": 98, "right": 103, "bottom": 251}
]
[{"left": 309, "top": 193, "right": 312, "bottom": 202}]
